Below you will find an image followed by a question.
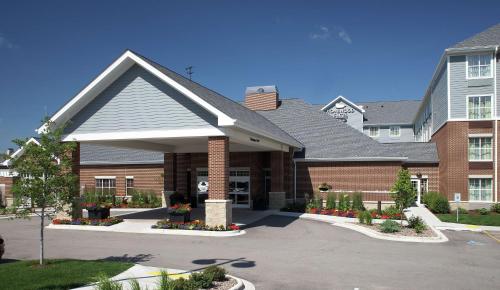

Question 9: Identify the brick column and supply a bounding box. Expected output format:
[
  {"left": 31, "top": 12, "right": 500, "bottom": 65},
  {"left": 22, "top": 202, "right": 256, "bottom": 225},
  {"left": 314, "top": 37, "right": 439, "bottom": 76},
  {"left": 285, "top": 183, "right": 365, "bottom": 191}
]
[
  {"left": 269, "top": 151, "right": 286, "bottom": 209},
  {"left": 176, "top": 153, "right": 189, "bottom": 195},
  {"left": 57, "top": 142, "right": 81, "bottom": 219},
  {"left": 163, "top": 153, "right": 176, "bottom": 207},
  {"left": 206, "top": 136, "right": 232, "bottom": 227}
]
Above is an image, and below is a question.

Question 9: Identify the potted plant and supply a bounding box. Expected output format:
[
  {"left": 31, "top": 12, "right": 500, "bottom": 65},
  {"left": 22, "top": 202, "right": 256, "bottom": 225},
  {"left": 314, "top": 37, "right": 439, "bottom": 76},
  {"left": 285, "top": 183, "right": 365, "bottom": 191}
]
[
  {"left": 167, "top": 203, "right": 192, "bottom": 223},
  {"left": 82, "top": 202, "right": 112, "bottom": 219},
  {"left": 318, "top": 183, "right": 332, "bottom": 192}
]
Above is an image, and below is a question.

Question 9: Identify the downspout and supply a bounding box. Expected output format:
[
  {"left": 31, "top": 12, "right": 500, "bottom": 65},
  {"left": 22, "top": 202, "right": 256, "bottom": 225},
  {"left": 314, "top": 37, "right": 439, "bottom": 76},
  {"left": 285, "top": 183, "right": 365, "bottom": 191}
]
[
  {"left": 495, "top": 46, "right": 499, "bottom": 203},
  {"left": 294, "top": 158, "right": 297, "bottom": 204}
]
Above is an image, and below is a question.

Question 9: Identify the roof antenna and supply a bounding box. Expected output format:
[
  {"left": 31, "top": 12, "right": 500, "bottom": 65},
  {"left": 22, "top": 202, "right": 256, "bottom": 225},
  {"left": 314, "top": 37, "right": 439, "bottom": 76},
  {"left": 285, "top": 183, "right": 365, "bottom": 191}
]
[{"left": 185, "top": 66, "right": 194, "bottom": 80}]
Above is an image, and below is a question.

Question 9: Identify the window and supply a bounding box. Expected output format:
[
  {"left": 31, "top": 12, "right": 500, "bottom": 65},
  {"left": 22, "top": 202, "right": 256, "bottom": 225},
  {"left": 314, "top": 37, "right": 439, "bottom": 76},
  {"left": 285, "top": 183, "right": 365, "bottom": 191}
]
[
  {"left": 369, "top": 127, "right": 379, "bottom": 137},
  {"left": 95, "top": 177, "right": 116, "bottom": 195},
  {"left": 468, "top": 137, "right": 492, "bottom": 161},
  {"left": 469, "top": 178, "right": 492, "bottom": 201},
  {"left": 467, "top": 54, "right": 492, "bottom": 79},
  {"left": 389, "top": 126, "right": 400, "bottom": 137},
  {"left": 126, "top": 177, "right": 134, "bottom": 195},
  {"left": 467, "top": 95, "right": 492, "bottom": 119}
]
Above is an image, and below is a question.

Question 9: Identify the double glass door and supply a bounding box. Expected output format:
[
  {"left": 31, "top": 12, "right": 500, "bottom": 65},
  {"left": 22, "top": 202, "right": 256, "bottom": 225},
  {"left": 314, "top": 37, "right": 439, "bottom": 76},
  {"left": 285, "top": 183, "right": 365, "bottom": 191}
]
[
  {"left": 196, "top": 168, "right": 251, "bottom": 208},
  {"left": 411, "top": 178, "right": 428, "bottom": 204}
]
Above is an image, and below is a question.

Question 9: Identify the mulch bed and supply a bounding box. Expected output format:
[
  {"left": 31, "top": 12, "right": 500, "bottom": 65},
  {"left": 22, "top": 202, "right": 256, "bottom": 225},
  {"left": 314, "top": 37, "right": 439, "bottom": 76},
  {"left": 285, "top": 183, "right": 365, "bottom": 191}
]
[{"left": 358, "top": 223, "right": 437, "bottom": 237}]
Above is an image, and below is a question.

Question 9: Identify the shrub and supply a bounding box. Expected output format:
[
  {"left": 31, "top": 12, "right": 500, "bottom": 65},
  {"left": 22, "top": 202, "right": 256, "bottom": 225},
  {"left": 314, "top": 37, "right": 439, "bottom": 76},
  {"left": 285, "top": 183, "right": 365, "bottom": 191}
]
[
  {"left": 344, "top": 195, "right": 351, "bottom": 211},
  {"left": 306, "top": 197, "right": 322, "bottom": 211},
  {"left": 414, "top": 223, "right": 427, "bottom": 234},
  {"left": 190, "top": 272, "right": 213, "bottom": 289},
  {"left": 338, "top": 194, "right": 346, "bottom": 211},
  {"left": 128, "top": 279, "right": 141, "bottom": 290},
  {"left": 326, "top": 193, "right": 336, "bottom": 210},
  {"left": 358, "top": 211, "right": 366, "bottom": 224},
  {"left": 491, "top": 203, "right": 500, "bottom": 213},
  {"left": 408, "top": 216, "right": 426, "bottom": 229},
  {"left": 457, "top": 207, "right": 468, "bottom": 214},
  {"left": 352, "top": 192, "right": 364, "bottom": 211},
  {"left": 95, "top": 274, "right": 123, "bottom": 290},
  {"left": 380, "top": 219, "right": 400, "bottom": 233},
  {"left": 383, "top": 205, "right": 399, "bottom": 217},
  {"left": 479, "top": 208, "right": 489, "bottom": 215},
  {"left": 423, "top": 192, "right": 450, "bottom": 213},
  {"left": 203, "top": 266, "right": 226, "bottom": 282},
  {"left": 365, "top": 211, "right": 373, "bottom": 225}
]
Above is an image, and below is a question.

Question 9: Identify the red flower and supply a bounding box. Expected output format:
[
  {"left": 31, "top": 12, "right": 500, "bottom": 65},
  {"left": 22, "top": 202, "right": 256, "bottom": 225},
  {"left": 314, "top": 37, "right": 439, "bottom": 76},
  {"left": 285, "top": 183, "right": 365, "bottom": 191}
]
[
  {"left": 229, "top": 224, "right": 240, "bottom": 231},
  {"left": 381, "top": 215, "right": 390, "bottom": 219}
]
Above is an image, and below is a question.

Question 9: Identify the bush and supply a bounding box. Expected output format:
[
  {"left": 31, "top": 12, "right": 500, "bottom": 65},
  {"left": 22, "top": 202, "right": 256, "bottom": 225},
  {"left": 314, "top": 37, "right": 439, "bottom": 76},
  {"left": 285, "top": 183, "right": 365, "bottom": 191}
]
[
  {"left": 352, "top": 192, "right": 364, "bottom": 211},
  {"left": 380, "top": 219, "right": 400, "bottom": 233},
  {"left": 358, "top": 211, "right": 366, "bottom": 224},
  {"left": 382, "top": 205, "right": 399, "bottom": 217},
  {"left": 414, "top": 223, "right": 427, "bottom": 234},
  {"left": 423, "top": 192, "right": 450, "bottom": 214},
  {"left": 306, "top": 198, "right": 321, "bottom": 211},
  {"left": 190, "top": 272, "right": 213, "bottom": 289},
  {"left": 408, "top": 216, "right": 426, "bottom": 229},
  {"left": 491, "top": 203, "right": 500, "bottom": 213},
  {"left": 326, "top": 193, "right": 336, "bottom": 210},
  {"left": 203, "top": 266, "right": 226, "bottom": 282},
  {"left": 95, "top": 274, "right": 123, "bottom": 290},
  {"left": 364, "top": 211, "right": 373, "bottom": 225},
  {"left": 457, "top": 207, "right": 468, "bottom": 214},
  {"left": 479, "top": 208, "right": 489, "bottom": 215}
]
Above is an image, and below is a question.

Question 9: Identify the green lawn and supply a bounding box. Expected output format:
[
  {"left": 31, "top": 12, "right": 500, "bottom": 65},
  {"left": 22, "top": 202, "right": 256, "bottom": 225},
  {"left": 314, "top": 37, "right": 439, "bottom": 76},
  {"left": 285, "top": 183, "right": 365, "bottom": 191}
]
[
  {"left": 436, "top": 212, "right": 500, "bottom": 226},
  {"left": 0, "top": 259, "right": 133, "bottom": 290}
]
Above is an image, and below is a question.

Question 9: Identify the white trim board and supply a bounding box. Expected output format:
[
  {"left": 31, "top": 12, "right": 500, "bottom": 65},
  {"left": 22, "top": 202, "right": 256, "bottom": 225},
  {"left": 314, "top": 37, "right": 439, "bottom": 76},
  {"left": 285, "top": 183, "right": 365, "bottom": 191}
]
[{"left": 321, "top": 95, "right": 365, "bottom": 113}]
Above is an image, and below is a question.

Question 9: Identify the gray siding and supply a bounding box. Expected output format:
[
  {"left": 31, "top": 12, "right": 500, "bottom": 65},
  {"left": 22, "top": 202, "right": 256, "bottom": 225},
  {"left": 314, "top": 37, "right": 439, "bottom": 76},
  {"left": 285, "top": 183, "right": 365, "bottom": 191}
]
[
  {"left": 497, "top": 54, "right": 500, "bottom": 116},
  {"left": 449, "top": 55, "right": 494, "bottom": 119},
  {"left": 324, "top": 101, "right": 364, "bottom": 132},
  {"left": 363, "top": 125, "right": 414, "bottom": 143},
  {"left": 65, "top": 65, "right": 218, "bottom": 135},
  {"left": 431, "top": 63, "right": 448, "bottom": 132}
]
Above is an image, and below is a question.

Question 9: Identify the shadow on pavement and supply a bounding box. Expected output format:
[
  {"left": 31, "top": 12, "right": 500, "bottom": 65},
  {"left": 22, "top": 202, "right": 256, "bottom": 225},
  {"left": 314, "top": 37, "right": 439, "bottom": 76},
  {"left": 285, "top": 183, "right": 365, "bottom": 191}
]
[
  {"left": 191, "top": 257, "right": 256, "bottom": 271},
  {"left": 241, "top": 215, "right": 298, "bottom": 230},
  {"left": 0, "top": 258, "right": 19, "bottom": 264},
  {"left": 101, "top": 253, "right": 154, "bottom": 263}
]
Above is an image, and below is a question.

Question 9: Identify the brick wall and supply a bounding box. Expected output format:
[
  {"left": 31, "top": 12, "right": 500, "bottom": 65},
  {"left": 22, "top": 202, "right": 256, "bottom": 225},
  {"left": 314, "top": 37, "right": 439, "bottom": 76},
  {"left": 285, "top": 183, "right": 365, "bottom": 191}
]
[
  {"left": 207, "top": 136, "right": 229, "bottom": 200},
  {"left": 432, "top": 121, "right": 496, "bottom": 201},
  {"left": 406, "top": 164, "right": 439, "bottom": 193},
  {"left": 270, "top": 151, "right": 284, "bottom": 192},
  {"left": 295, "top": 161, "right": 402, "bottom": 201},
  {"left": 0, "top": 176, "right": 14, "bottom": 201},
  {"left": 244, "top": 92, "right": 278, "bottom": 111},
  {"left": 80, "top": 164, "right": 164, "bottom": 196}
]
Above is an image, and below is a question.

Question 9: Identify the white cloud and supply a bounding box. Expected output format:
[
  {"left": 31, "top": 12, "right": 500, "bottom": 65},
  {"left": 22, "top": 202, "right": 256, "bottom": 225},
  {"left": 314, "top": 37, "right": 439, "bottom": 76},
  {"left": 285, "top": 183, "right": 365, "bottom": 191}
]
[
  {"left": 310, "top": 26, "right": 330, "bottom": 40},
  {"left": 310, "top": 25, "right": 352, "bottom": 44},
  {"left": 0, "top": 34, "right": 15, "bottom": 49}
]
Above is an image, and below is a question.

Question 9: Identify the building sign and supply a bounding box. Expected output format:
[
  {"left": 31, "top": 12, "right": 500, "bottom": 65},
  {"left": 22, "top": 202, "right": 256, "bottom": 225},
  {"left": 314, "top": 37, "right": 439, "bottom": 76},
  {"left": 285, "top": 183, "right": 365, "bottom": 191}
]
[{"left": 327, "top": 102, "right": 356, "bottom": 121}]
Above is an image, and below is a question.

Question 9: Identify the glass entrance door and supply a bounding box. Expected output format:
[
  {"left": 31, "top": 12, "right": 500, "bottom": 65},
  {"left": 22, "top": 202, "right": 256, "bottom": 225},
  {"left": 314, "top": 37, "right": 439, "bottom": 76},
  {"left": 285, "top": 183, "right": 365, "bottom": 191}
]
[
  {"left": 196, "top": 168, "right": 251, "bottom": 208},
  {"left": 411, "top": 178, "right": 428, "bottom": 204}
]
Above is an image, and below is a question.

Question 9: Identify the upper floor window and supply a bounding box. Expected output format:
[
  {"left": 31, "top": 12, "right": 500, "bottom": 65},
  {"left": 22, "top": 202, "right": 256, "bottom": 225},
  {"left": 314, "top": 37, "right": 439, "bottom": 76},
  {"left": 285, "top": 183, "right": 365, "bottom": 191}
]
[
  {"left": 467, "top": 54, "right": 492, "bottom": 79},
  {"left": 369, "top": 127, "right": 379, "bottom": 137},
  {"left": 389, "top": 126, "right": 400, "bottom": 137},
  {"left": 467, "top": 95, "right": 492, "bottom": 119},
  {"left": 468, "top": 137, "right": 492, "bottom": 161}
]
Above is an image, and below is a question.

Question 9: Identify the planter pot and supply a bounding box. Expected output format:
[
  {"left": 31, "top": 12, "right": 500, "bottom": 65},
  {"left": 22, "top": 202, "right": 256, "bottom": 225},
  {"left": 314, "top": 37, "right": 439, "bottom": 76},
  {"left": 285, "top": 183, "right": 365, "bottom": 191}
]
[
  {"left": 169, "top": 212, "right": 191, "bottom": 223},
  {"left": 87, "top": 207, "right": 110, "bottom": 219}
]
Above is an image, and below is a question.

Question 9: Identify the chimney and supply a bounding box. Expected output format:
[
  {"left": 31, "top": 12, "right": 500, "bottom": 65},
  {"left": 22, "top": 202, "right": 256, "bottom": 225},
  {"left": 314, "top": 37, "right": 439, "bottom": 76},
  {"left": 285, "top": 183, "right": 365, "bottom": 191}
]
[
  {"left": 244, "top": 85, "right": 279, "bottom": 111},
  {"left": 5, "top": 148, "right": 14, "bottom": 156}
]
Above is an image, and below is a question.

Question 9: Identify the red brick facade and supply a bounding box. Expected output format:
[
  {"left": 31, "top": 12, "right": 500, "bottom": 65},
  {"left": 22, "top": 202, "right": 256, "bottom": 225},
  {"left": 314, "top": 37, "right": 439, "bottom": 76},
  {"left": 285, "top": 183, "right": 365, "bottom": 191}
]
[
  {"left": 244, "top": 92, "right": 279, "bottom": 111},
  {"left": 0, "top": 176, "right": 14, "bottom": 201},
  {"left": 208, "top": 136, "right": 229, "bottom": 200}
]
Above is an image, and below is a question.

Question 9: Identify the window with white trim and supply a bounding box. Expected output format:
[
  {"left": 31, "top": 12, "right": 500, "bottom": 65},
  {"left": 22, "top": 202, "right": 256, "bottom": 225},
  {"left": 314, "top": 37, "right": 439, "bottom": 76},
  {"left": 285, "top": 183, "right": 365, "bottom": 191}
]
[
  {"left": 389, "top": 126, "right": 400, "bottom": 137},
  {"left": 95, "top": 178, "right": 116, "bottom": 195},
  {"left": 467, "top": 54, "right": 492, "bottom": 79},
  {"left": 469, "top": 178, "right": 492, "bottom": 201},
  {"left": 369, "top": 127, "right": 379, "bottom": 137},
  {"left": 467, "top": 95, "right": 491, "bottom": 119},
  {"left": 126, "top": 177, "right": 134, "bottom": 195},
  {"left": 468, "top": 137, "right": 492, "bottom": 161}
]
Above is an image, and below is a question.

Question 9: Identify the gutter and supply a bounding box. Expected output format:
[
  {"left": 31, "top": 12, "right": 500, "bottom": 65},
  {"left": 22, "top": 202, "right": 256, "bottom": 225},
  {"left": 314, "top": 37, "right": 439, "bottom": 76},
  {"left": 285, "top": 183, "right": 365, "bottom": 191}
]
[
  {"left": 294, "top": 157, "right": 408, "bottom": 162},
  {"left": 495, "top": 45, "right": 499, "bottom": 203}
]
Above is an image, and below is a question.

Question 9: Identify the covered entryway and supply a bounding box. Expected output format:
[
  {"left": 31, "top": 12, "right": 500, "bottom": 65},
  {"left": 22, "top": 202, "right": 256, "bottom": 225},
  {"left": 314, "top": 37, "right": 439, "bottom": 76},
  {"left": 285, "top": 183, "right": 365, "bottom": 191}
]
[
  {"left": 412, "top": 175, "right": 428, "bottom": 204},
  {"left": 39, "top": 50, "right": 301, "bottom": 227}
]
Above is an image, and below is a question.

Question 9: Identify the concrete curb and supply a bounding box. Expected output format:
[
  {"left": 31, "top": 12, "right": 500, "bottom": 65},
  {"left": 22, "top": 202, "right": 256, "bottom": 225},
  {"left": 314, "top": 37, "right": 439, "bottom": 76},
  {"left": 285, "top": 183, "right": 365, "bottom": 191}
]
[
  {"left": 276, "top": 211, "right": 448, "bottom": 243},
  {"left": 227, "top": 274, "right": 244, "bottom": 290},
  {"left": 333, "top": 222, "right": 448, "bottom": 243},
  {"left": 46, "top": 223, "right": 246, "bottom": 237}
]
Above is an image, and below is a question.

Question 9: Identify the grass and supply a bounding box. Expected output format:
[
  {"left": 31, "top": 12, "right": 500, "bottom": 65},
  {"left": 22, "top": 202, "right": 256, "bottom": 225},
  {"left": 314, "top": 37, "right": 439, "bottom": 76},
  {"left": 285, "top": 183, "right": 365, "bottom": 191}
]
[
  {"left": 436, "top": 211, "right": 500, "bottom": 226},
  {"left": 0, "top": 259, "right": 133, "bottom": 290}
]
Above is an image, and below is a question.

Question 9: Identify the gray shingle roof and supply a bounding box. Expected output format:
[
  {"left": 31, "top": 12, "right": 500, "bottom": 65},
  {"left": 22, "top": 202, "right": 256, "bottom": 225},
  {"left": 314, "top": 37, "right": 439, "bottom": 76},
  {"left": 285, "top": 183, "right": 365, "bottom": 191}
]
[
  {"left": 450, "top": 23, "right": 500, "bottom": 49},
  {"left": 384, "top": 142, "right": 438, "bottom": 163},
  {"left": 257, "top": 99, "right": 406, "bottom": 160},
  {"left": 358, "top": 100, "right": 421, "bottom": 125},
  {"left": 80, "top": 144, "right": 163, "bottom": 165},
  {"left": 132, "top": 51, "right": 302, "bottom": 148}
]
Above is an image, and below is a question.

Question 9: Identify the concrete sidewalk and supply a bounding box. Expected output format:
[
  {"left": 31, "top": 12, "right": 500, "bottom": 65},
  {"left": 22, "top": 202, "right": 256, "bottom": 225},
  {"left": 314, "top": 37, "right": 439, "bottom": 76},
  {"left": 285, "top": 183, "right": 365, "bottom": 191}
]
[{"left": 407, "top": 204, "right": 500, "bottom": 232}]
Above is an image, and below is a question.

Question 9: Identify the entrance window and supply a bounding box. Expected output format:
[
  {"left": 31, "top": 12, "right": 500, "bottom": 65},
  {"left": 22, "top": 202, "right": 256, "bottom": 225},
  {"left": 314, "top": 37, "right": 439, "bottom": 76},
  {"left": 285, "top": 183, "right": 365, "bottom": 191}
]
[
  {"left": 95, "top": 177, "right": 116, "bottom": 195},
  {"left": 467, "top": 95, "right": 492, "bottom": 119},
  {"left": 469, "top": 178, "right": 492, "bottom": 201},
  {"left": 468, "top": 137, "right": 492, "bottom": 161}
]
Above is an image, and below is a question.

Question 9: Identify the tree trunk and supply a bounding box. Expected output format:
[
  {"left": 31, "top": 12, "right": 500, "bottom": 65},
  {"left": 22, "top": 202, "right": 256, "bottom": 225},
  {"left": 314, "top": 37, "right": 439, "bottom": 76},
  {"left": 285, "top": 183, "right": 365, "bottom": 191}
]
[{"left": 40, "top": 207, "right": 45, "bottom": 265}]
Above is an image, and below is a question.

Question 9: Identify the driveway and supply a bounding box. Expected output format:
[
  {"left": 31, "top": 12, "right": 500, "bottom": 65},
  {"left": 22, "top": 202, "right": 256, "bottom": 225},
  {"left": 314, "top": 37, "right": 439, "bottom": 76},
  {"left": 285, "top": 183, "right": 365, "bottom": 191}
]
[{"left": 0, "top": 215, "right": 499, "bottom": 290}]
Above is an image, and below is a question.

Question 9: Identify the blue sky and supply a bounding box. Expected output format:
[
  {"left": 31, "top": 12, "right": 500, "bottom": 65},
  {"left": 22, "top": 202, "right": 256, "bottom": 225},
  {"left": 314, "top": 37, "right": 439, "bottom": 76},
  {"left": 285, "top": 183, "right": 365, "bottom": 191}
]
[{"left": 0, "top": 0, "right": 499, "bottom": 149}]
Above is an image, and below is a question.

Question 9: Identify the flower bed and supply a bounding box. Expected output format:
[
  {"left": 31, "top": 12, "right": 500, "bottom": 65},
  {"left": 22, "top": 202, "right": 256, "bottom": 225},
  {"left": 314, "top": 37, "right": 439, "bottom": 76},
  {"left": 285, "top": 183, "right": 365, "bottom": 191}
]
[
  {"left": 52, "top": 217, "right": 123, "bottom": 226},
  {"left": 359, "top": 223, "right": 437, "bottom": 237},
  {"left": 151, "top": 219, "right": 240, "bottom": 231},
  {"left": 304, "top": 208, "right": 403, "bottom": 220}
]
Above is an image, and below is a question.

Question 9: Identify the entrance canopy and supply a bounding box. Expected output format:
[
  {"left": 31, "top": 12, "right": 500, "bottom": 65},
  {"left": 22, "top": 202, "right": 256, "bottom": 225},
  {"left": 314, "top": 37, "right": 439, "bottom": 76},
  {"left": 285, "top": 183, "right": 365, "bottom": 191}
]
[{"left": 38, "top": 50, "right": 301, "bottom": 154}]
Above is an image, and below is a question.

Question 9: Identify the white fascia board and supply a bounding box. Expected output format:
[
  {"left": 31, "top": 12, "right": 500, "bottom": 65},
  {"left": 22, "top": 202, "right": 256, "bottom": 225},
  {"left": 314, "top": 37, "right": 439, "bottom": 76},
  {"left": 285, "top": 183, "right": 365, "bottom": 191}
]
[
  {"left": 62, "top": 127, "right": 225, "bottom": 142},
  {"left": 4, "top": 138, "right": 41, "bottom": 166},
  {"left": 294, "top": 157, "right": 407, "bottom": 162},
  {"left": 321, "top": 95, "right": 365, "bottom": 113},
  {"left": 445, "top": 46, "right": 497, "bottom": 54},
  {"left": 38, "top": 50, "right": 235, "bottom": 134}
]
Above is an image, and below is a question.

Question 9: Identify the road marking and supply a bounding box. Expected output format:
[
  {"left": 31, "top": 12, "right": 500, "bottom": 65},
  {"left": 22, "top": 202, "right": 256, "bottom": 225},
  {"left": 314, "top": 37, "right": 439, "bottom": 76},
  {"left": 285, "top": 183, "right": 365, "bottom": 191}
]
[{"left": 484, "top": 231, "right": 500, "bottom": 243}]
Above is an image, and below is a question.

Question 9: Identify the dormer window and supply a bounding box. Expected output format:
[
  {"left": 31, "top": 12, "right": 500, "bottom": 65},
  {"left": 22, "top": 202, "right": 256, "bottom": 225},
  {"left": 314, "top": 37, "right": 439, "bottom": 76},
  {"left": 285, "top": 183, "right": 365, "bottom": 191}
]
[
  {"left": 467, "top": 54, "right": 492, "bottom": 79},
  {"left": 369, "top": 127, "right": 379, "bottom": 137},
  {"left": 389, "top": 126, "right": 401, "bottom": 137}
]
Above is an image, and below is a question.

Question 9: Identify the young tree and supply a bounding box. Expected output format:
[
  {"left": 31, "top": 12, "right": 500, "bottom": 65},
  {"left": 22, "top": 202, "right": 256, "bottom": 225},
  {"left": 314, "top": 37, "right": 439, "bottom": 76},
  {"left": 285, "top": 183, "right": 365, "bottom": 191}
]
[
  {"left": 390, "top": 169, "right": 416, "bottom": 225},
  {"left": 9, "top": 119, "right": 78, "bottom": 265}
]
